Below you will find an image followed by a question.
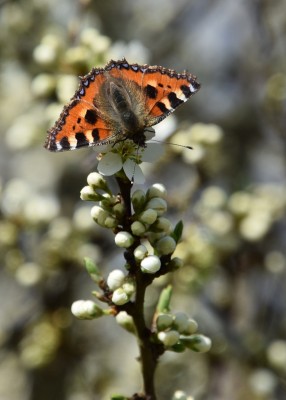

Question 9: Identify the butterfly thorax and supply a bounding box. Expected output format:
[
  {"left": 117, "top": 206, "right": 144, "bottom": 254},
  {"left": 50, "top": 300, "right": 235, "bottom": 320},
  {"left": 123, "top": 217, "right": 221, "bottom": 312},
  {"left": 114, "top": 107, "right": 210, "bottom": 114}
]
[{"left": 98, "top": 76, "right": 147, "bottom": 144}]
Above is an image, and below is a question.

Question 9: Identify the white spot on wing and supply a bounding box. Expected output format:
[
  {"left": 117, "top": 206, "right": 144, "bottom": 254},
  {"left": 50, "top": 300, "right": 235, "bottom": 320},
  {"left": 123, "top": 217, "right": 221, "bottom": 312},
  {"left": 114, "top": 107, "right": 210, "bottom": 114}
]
[
  {"left": 189, "top": 84, "right": 196, "bottom": 93},
  {"left": 176, "top": 92, "right": 188, "bottom": 101}
]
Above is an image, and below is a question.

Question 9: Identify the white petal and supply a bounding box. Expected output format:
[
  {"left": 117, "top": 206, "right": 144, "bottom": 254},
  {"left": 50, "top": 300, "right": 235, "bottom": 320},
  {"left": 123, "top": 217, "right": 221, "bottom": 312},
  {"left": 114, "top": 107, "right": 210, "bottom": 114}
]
[
  {"left": 142, "top": 143, "right": 164, "bottom": 162},
  {"left": 97, "top": 152, "right": 122, "bottom": 175},
  {"left": 154, "top": 114, "right": 177, "bottom": 140},
  {"left": 123, "top": 159, "right": 145, "bottom": 184},
  {"left": 144, "top": 127, "right": 156, "bottom": 140}
]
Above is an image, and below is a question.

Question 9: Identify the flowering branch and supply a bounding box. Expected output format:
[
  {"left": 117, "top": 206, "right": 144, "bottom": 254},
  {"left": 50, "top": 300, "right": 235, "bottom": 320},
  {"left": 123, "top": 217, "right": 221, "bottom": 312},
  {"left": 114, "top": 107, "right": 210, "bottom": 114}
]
[{"left": 72, "top": 143, "right": 211, "bottom": 400}]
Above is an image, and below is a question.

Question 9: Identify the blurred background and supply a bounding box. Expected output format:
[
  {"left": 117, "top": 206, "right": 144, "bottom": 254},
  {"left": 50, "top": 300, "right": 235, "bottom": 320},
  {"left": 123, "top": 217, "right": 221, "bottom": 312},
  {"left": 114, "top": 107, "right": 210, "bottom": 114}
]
[{"left": 0, "top": 0, "right": 286, "bottom": 399}]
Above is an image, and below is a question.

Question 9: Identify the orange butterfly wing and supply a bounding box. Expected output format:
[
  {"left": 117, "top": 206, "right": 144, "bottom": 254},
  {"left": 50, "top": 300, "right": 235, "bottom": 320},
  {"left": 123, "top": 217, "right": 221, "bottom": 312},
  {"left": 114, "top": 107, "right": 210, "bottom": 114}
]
[
  {"left": 141, "top": 67, "right": 200, "bottom": 125},
  {"left": 103, "top": 60, "right": 200, "bottom": 126},
  {"left": 45, "top": 59, "right": 200, "bottom": 152},
  {"left": 45, "top": 68, "right": 114, "bottom": 151}
]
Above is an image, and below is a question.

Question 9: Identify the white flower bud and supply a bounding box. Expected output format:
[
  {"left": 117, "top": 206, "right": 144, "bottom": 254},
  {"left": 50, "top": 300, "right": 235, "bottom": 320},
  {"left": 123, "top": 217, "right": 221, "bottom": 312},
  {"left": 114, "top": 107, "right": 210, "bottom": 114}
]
[
  {"left": 173, "top": 312, "right": 189, "bottom": 334},
  {"left": 71, "top": 300, "right": 103, "bottom": 319},
  {"left": 139, "top": 209, "right": 157, "bottom": 225},
  {"left": 112, "top": 288, "right": 129, "bottom": 305},
  {"left": 152, "top": 217, "right": 173, "bottom": 233},
  {"left": 112, "top": 203, "right": 125, "bottom": 218},
  {"left": 155, "top": 236, "right": 176, "bottom": 255},
  {"left": 87, "top": 172, "right": 108, "bottom": 191},
  {"left": 168, "top": 257, "right": 184, "bottom": 270},
  {"left": 122, "top": 281, "right": 136, "bottom": 296},
  {"left": 115, "top": 311, "right": 135, "bottom": 333},
  {"left": 158, "top": 330, "right": 180, "bottom": 347},
  {"left": 114, "top": 231, "right": 134, "bottom": 248},
  {"left": 183, "top": 319, "right": 198, "bottom": 335},
  {"left": 146, "top": 197, "right": 167, "bottom": 216},
  {"left": 131, "top": 189, "right": 146, "bottom": 212},
  {"left": 104, "top": 216, "right": 118, "bottom": 229},
  {"left": 131, "top": 221, "right": 146, "bottom": 236},
  {"left": 107, "top": 269, "right": 125, "bottom": 291},
  {"left": 182, "top": 334, "right": 212, "bottom": 353},
  {"left": 80, "top": 186, "right": 100, "bottom": 201},
  {"left": 156, "top": 313, "right": 174, "bottom": 331},
  {"left": 134, "top": 245, "right": 148, "bottom": 261},
  {"left": 147, "top": 232, "right": 165, "bottom": 245},
  {"left": 140, "top": 255, "right": 161, "bottom": 274},
  {"left": 91, "top": 205, "right": 109, "bottom": 226},
  {"left": 147, "top": 183, "right": 167, "bottom": 200},
  {"left": 100, "top": 193, "right": 116, "bottom": 209}
]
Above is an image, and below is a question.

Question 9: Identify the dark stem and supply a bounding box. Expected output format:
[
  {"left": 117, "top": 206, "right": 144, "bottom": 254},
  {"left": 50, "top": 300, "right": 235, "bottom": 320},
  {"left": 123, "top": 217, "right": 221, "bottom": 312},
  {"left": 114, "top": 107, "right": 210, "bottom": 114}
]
[
  {"left": 115, "top": 172, "right": 163, "bottom": 399},
  {"left": 115, "top": 172, "right": 133, "bottom": 218},
  {"left": 132, "top": 275, "right": 162, "bottom": 400},
  {"left": 123, "top": 272, "right": 162, "bottom": 400}
]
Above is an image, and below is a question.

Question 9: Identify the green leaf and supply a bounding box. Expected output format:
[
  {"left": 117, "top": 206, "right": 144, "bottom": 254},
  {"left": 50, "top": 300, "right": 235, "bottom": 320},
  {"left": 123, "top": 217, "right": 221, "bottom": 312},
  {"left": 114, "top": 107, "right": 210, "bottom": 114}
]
[
  {"left": 84, "top": 257, "right": 102, "bottom": 283},
  {"left": 156, "top": 285, "right": 173, "bottom": 313},
  {"left": 172, "top": 220, "right": 184, "bottom": 243}
]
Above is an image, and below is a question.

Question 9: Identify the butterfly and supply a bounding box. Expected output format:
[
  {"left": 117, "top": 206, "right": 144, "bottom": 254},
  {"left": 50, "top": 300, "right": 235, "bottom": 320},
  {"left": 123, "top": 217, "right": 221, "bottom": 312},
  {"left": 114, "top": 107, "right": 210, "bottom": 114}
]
[{"left": 44, "top": 58, "right": 200, "bottom": 152}]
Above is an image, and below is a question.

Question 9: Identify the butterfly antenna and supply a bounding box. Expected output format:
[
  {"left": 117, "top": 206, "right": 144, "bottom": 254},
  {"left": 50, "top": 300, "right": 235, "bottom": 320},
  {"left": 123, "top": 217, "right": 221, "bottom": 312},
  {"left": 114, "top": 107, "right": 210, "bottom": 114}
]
[
  {"left": 131, "top": 165, "right": 135, "bottom": 185},
  {"left": 130, "top": 144, "right": 140, "bottom": 185},
  {"left": 150, "top": 139, "right": 193, "bottom": 150}
]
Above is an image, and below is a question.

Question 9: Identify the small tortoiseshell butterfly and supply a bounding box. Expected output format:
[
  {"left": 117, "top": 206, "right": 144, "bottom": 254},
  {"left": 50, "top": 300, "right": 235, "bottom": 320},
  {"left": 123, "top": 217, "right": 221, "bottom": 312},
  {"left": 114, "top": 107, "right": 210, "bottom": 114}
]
[{"left": 45, "top": 58, "right": 200, "bottom": 152}]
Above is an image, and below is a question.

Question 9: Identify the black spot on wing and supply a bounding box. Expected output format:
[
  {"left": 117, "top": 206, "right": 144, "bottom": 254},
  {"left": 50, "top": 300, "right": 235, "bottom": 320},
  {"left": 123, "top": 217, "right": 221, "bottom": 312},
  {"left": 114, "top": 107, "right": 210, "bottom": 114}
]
[
  {"left": 156, "top": 102, "right": 169, "bottom": 113},
  {"left": 60, "top": 136, "right": 71, "bottom": 150},
  {"left": 168, "top": 92, "right": 184, "bottom": 109},
  {"left": 92, "top": 129, "right": 100, "bottom": 141},
  {"left": 75, "top": 132, "right": 89, "bottom": 148},
  {"left": 84, "top": 109, "right": 97, "bottom": 125},
  {"left": 145, "top": 84, "right": 158, "bottom": 99},
  {"left": 180, "top": 84, "right": 191, "bottom": 98}
]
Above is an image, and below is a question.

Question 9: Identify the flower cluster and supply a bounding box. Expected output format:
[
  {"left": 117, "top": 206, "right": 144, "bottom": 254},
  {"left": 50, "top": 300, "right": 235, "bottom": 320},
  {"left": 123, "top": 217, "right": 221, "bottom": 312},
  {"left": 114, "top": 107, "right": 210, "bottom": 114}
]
[
  {"left": 73, "top": 172, "right": 189, "bottom": 325},
  {"left": 106, "top": 269, "right": 136, "bottom": 305},
  {"left": 156, "top": 311, "right": 211, "bottom": 353},
  {"left": 81, "top": 172, "right": 182, "bottom": 278}
]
